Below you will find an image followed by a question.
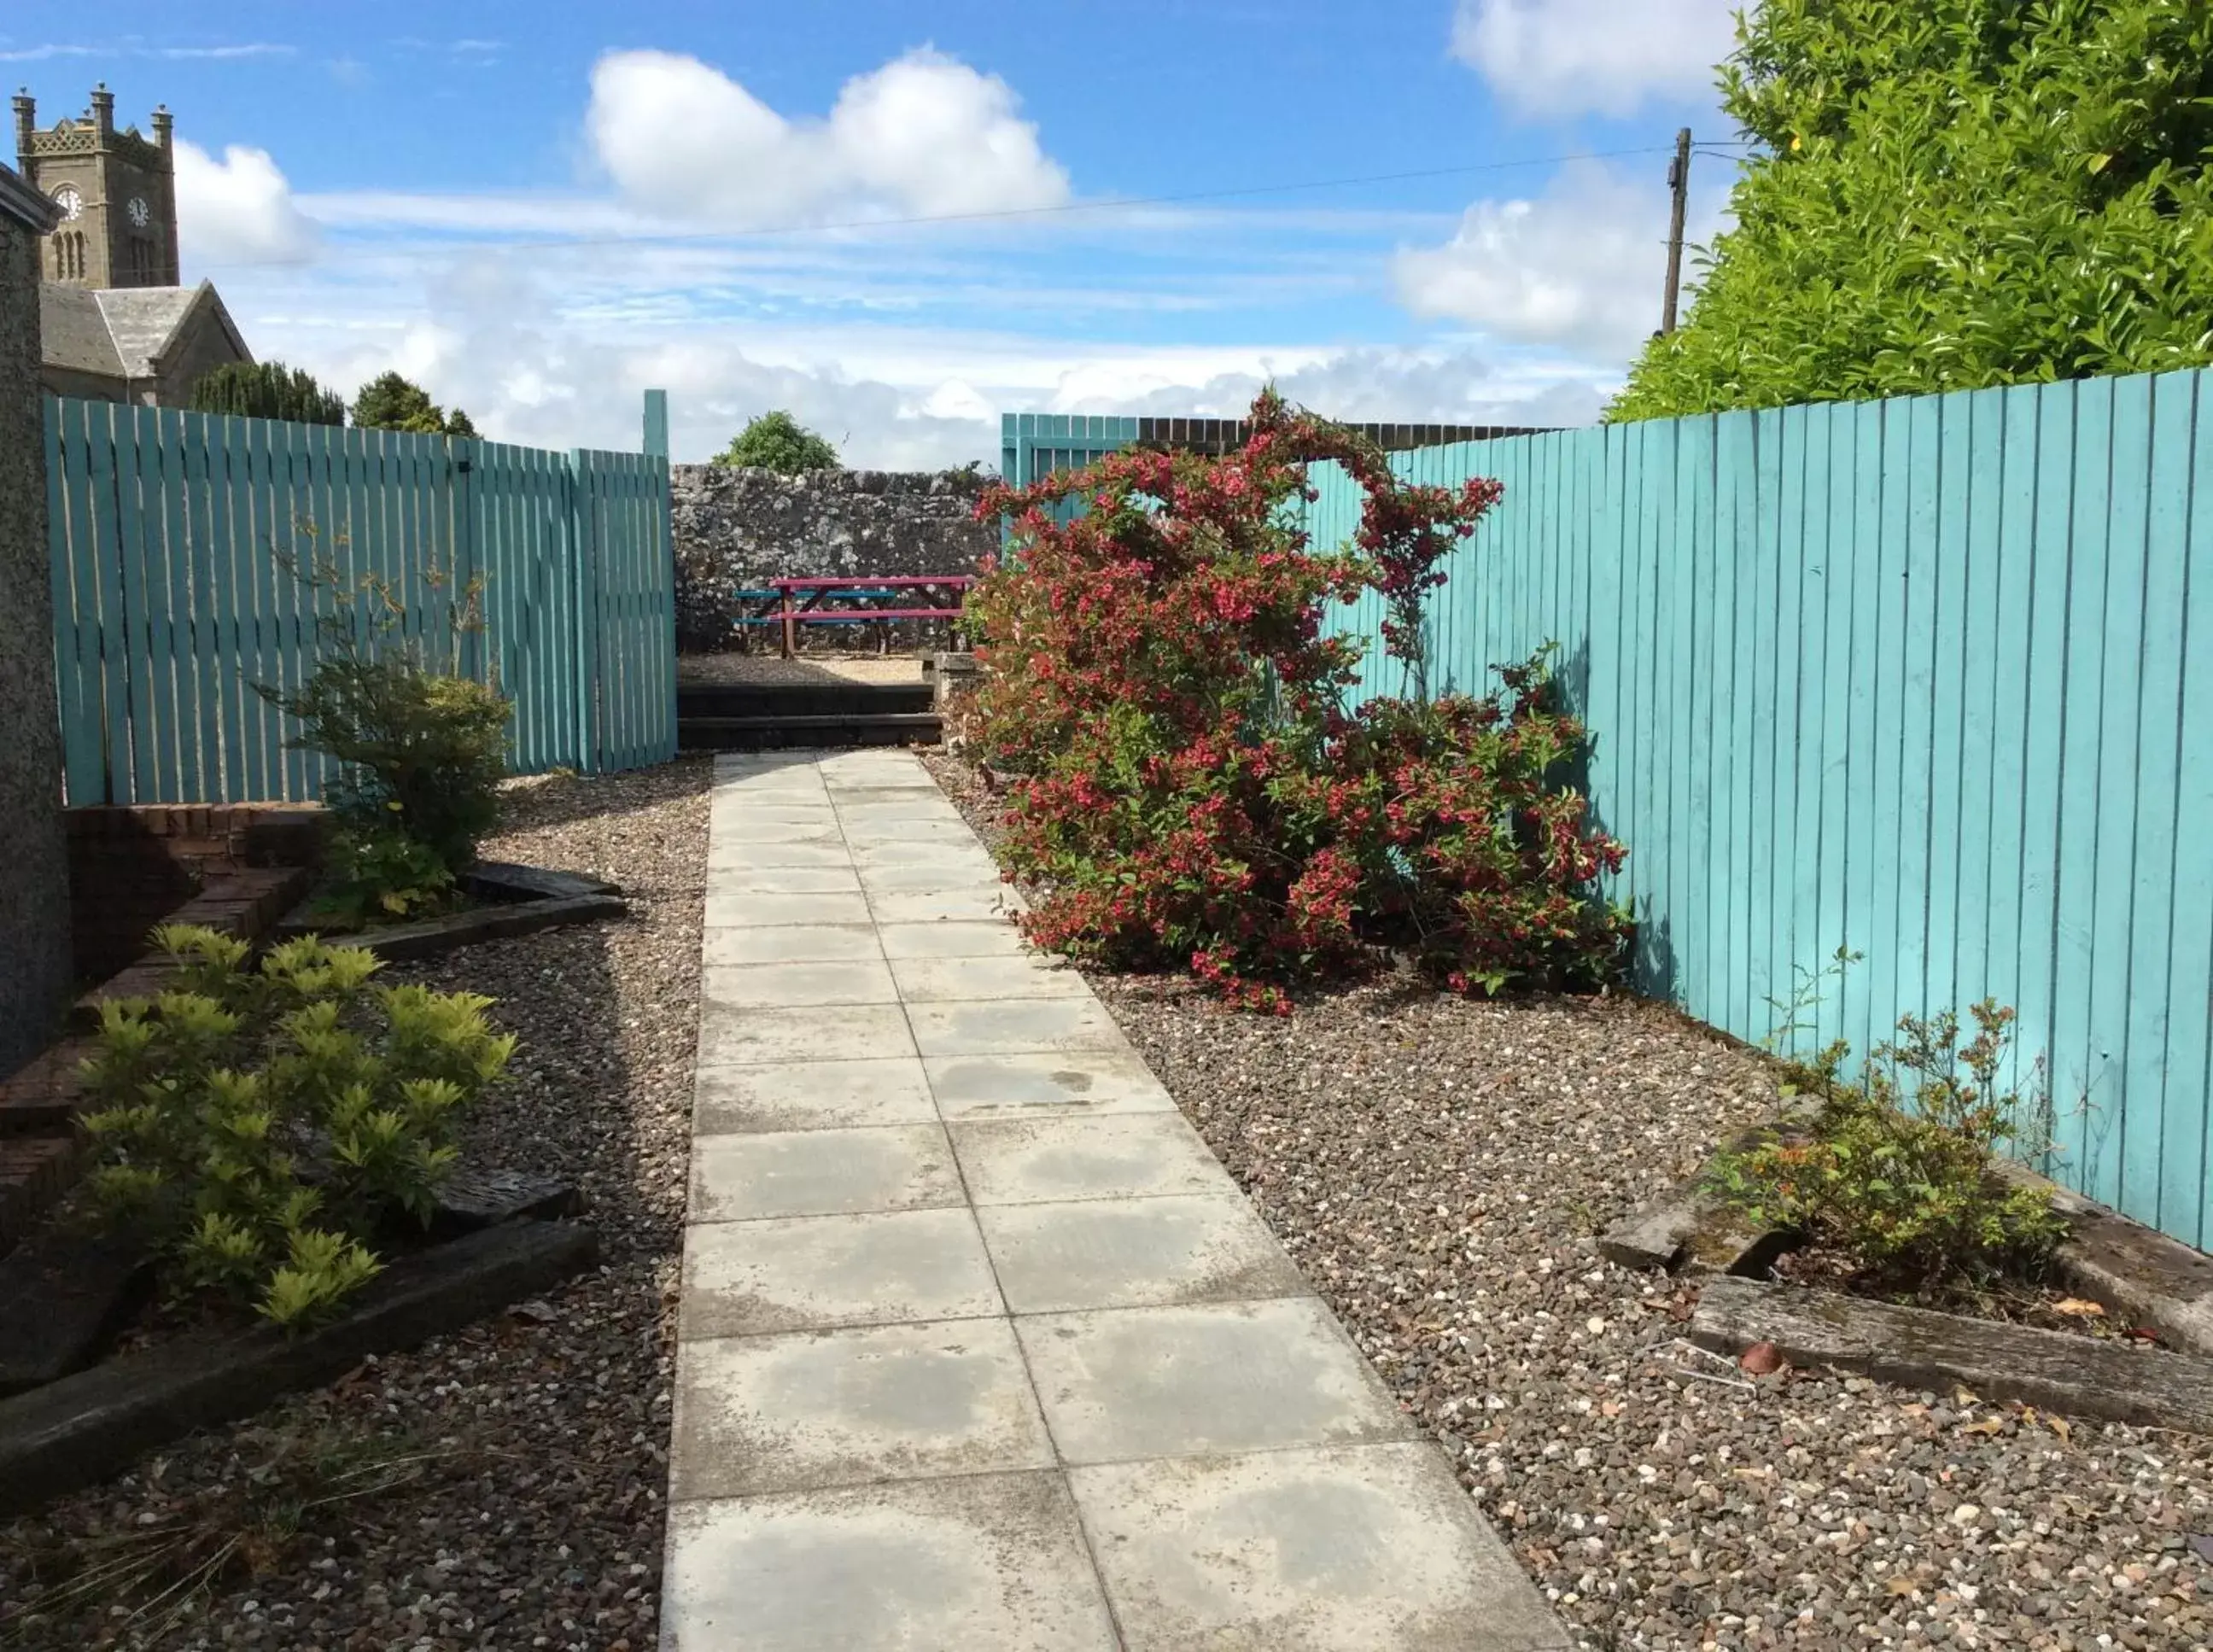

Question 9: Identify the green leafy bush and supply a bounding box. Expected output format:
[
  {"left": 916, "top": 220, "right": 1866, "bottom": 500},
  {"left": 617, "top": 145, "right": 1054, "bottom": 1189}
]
[
  {"left": 258, "top": 530, "right": 511, "bottom": 879},
  {"left": 77, "top": 925, "right": 516, "bottom": 1329},
  {"left": 188, "top": 361, "right": 347, "bottom": 426},
  {"left": 306, "top": 823, "right": 459, "bottom": 931},
  {"left": 349, "top": 371, "right": 476, "bottom": 437},
  {"left": 1707, "top": 1001, "right": 2065, "bottom": 1290},
  {"left": 715, "top": 410, "right": 841, "bottom": 474},
  {"left": 1614, "top": 0, "right": 2213, "bottom": 419},
  {"left": 272, "top": 656, "right": 510, "bottom": 876}
]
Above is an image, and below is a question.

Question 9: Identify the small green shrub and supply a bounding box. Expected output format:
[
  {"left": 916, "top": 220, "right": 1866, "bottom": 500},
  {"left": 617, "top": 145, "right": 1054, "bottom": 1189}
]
[
  {"left": 271, "top": 655, "right": 510, "bottom": 877},
  {"left": 308, "top": 822, "right": 460, "bottom": 930},
  {"left": 77, "top": 925, "right": 516, "bottom": 1330},
  {"left": 1708, "top": 1001, "right": 2066, "bottom": 1290},
  {"left": 714, "top": 409, "right": 840, "bottom": 474},
  {"left": 256, "top": 525, "right": 510, "bottom": 881}
]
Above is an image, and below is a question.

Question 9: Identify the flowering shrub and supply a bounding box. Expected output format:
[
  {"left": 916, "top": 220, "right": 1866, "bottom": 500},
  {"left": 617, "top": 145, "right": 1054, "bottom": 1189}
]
[{"left": 966, "top": 390, "right": 1627, "bottom": 1011}]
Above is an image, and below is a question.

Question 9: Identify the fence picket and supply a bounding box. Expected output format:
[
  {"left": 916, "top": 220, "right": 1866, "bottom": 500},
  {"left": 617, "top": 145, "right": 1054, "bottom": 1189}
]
[{"left": 47, "top": 399, "right": 674, "bottom": 808}]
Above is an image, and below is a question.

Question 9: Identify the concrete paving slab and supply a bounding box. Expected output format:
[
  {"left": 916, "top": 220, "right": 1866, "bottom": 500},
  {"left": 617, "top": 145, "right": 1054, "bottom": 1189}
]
[
  {"left": 949, "top": 1115, "right": 1238, "bottom": 1205},
  {"left": 978, "top": 1193, "right": 1308, "bottom": 1314},
  {"left": 925, "top": 1050, "right": 1177, "bottom": 1119},
  {"left": 1015, "top": 1299, "right": 1414, "bottom": 1465},
  {"left": 704, "top": 866, "right": 866, "bottom": 896},
  {"left": 829, "top": 785, "right": 957, "bottom": 806},
  {"left": 877, "top": 920, "right": 1030, "bottom": 960},
  {"left": 703, "top": 959, "right": 899, "bottom": 1010},
  {"left": 1069, "top": 1443, "right": 1573, "bottom": 1651},
  {"left": 891, "top": 953, "right": 1089, "bottom": 1003},
  {"left": 708, "top": 816, "right": 844, "bottom": 843},
  {"left": 709, "top": 839, "right": 858, "bottom": 870},
  {"left": 860, "top": 860, "right": 1012, "bottom": 895},
  {"left": 838, "top": 824, "right": 972, "bottom": 849},
  {"left": 704, "top": 924, "right": 885, "bottom": 966},
  {"left": 662, "top": 1473, "right": 1118, "bottom": 1652},
  {"left": 835, "top": 795, "right": 966, "bottom": 818},
  {"left": 690, "top": 1125, "right": 962, "bottom": 1222},
  {"left": 849, "top": 838, "right": 1002, "bottom": 866},
  {"left": 704, "top": 890, "right": 873, "bottom": 929},
  {"left": 907, "top": 996, "right": 1127, "bottom": 1058},
  {"left": 697, "top": 1002, "right": 914, "bottom": 1067},
  {"left": 694, "top": 1058, "right": 937, "bottom": 1134},
  {"left": 711, "top": 779, "right": 831, "bottom": 803},
  {"left": 867, "top": 888, "right": 1028, "bottom": 925},
  {"left": 670, "top": 1318, "right": 1054, "bottom": 1497},
  {"left": 680, "top": 1208, "right": 1003, "bottom": 1339}
]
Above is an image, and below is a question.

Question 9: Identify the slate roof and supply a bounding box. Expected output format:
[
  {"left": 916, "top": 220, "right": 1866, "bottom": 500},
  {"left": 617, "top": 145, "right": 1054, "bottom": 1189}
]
[
  {"left": 38, "top": 279, "right": 252, "bottom": 385},
  {"left": 38, "top": 286, "right": 125, "bottom": 377}
]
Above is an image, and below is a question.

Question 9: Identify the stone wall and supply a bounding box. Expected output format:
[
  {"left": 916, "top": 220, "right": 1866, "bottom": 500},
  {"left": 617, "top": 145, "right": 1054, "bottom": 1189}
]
[
  {"left": 0, "top": 192, "right": 70, "bottom": 1075},
  {"left": 671, "top": 464, "right": 996, "bottom": 653}
]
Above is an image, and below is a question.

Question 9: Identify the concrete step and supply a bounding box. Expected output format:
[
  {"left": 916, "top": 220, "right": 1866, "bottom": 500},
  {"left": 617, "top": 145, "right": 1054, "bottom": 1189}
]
[
  {"left": 680, "top": 713, "right": 943, "bottom": 751},
  {"left": 679, "top": 683, "right": 935, "bottom": 719}
]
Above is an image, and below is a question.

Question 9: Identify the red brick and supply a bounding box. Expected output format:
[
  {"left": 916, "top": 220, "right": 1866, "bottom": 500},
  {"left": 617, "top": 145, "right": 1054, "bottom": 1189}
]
[
  {"left": 72, "top": 961, "right": 180, "bottom": 1030},
  {"left": 0, "top": 1039, "right": 97, "bottom": 1135},
  {"left": 0, "top": 1135, "right": 83, "bottom": 1249}
]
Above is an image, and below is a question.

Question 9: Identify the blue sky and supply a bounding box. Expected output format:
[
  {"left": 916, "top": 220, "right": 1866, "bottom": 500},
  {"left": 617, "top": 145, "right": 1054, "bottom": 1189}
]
[{"left": 5, "top": 2, "right": 1744, "bottom": 465}]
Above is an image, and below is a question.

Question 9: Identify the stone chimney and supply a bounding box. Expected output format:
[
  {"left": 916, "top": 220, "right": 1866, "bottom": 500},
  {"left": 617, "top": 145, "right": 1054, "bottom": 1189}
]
[
  {"left": 89, "top": 83, "right": 114, "bottom": 137},
  {"left": 10, "top": 90, "right": 31, "bottom": 172}
]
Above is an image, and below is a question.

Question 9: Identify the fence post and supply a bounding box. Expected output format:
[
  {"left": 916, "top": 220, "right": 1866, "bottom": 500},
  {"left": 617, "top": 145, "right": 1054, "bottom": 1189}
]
[
  {"left": 570, "top": 452, "right": 604, "bottom": 774},
  {"left": 642, "top": 389, "right": 669, "bottom": 461}
]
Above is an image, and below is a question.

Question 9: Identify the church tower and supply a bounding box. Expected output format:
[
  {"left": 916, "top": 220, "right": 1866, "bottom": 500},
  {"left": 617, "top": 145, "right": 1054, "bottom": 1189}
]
[{"left": 12, "top": 85, "right": 182, "bottom": 289}]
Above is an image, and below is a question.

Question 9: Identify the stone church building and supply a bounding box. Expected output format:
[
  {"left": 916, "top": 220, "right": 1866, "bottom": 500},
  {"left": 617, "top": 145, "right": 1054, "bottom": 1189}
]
[{"left": 13, "top": 85, "right": 251, "bottom": 406}]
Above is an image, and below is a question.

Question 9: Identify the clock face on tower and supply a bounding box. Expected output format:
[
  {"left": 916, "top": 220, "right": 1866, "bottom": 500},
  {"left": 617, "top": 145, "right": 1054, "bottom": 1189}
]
[
  {"left": 127, "top": 196, "right": 150, "bottom": 229},
  {"left": 52, "top": 185, "right": 81, "bottom": 222}
]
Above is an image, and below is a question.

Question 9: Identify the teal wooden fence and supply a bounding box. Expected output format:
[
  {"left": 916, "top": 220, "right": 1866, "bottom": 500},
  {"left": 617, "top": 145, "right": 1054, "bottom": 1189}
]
[
  {"left": 45, "top": 397, "right": 677, "bottom": 805},
  {"left": 1304, "top": 366, "right": 2213, "bottom": 1249}
]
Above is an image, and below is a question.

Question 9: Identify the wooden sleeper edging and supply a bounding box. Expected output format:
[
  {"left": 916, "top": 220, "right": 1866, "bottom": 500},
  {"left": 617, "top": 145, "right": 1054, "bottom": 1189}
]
[
  {"left": 1690, "top": 1273, "right": 2213, "bottom": 1436},
  {"left": 0, "top": 1219, "right": 599, "bottom": 1518}
]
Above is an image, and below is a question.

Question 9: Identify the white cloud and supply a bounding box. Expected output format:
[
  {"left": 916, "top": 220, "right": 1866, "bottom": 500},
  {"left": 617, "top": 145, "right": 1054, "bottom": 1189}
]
[
  {"left": 1451, "top": 0, "right": 1738, "bottom": 118},
  {"left": 1056, "top": 346, "right": 1610, "bottom": 431},
  {"left": 1393, "top": 161, "right": 1728, "bottom": 362},
  {"left": 584, "top": 47, "right": 1069, "bottom": 229},
  {"left": 173, "top": 138, "right": 318, "bottom": 264},
  {"left": 0, "top": 40, "right": 294, "bottom": 61}
]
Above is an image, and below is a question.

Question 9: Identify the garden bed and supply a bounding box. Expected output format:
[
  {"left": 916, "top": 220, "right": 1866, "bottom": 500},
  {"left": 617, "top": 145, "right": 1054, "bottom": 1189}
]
[
  {"left": 273, "top": 858, "right": 627, "bottom": 960},
  {"left": 0, "top": 759, "right": 709, "bottom": 1650}
]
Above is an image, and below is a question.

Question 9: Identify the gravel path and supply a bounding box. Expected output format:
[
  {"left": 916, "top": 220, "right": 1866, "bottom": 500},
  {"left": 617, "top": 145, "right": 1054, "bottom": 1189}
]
[
  {"left": 0, "top": 757, "right": 709, "bottom": 1651},
  {"left": 921, "top": 756, "right": 2213, "bottom": 1650}
]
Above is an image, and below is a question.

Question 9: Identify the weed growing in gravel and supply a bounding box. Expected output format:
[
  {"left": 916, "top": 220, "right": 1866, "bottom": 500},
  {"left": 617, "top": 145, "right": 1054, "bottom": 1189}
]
[
  {"left": 1708, "top": 1000, "right": 2066, "bottom": 1291},
  {"left": 78, "top": 925, "right": 516, "bottom": 1329},
  {"left": 966, "top": 390, "right": 1627, "bottom": 1010}
]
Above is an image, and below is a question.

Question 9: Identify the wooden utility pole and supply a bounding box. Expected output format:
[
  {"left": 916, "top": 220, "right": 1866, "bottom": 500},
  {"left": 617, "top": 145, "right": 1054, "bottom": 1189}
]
[{"left": 1661, "top": 127, "right": 1692, "bottom": 335}]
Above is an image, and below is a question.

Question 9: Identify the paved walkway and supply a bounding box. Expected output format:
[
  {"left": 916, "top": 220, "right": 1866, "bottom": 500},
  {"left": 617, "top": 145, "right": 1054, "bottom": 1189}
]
[{"left": 662, "top": 749, "right": 1568, "bottom": 1651}]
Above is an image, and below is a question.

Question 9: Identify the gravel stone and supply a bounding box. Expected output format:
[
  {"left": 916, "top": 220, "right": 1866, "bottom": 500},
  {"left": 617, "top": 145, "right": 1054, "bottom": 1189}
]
[{"left": 0, "top": 757, "right": 709, "bottom": 1651}]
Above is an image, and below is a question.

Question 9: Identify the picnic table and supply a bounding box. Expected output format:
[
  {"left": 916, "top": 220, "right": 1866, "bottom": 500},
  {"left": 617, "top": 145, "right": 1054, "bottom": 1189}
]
[{"left": 727, "top": 575, "right": 978, "bottom": 657}]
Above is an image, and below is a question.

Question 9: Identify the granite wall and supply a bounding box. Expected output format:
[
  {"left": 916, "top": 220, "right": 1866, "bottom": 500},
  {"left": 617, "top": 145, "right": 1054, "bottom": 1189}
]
[
  {"left": 672, "top": 464, "right": 996, "bottom": 652},
  {"left": 0, "top": 193, "right": 71, "bottom": 1072}
]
